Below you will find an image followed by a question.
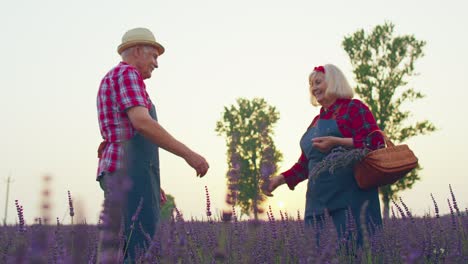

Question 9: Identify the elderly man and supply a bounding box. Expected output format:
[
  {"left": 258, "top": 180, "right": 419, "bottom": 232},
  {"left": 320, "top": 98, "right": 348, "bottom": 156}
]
[{"left": 96, "top": 27, "right": 209, "bottom": 260}]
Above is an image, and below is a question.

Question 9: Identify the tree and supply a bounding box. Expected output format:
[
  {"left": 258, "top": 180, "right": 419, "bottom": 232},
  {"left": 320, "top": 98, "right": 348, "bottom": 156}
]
[
  {"left": 216, "top": 98, "right": 282, "bottom": 221},
  {"left": 342, "top": 22, "right": 436, "bottom": 218},
  {"left": 160, "top": 194, "right": 175, "bottom": 222}
]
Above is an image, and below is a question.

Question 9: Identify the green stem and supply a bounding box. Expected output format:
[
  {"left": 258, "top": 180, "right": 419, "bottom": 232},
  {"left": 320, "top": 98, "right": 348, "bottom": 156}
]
[{"left": 123, "top": 225, "right": 135, "bottom": 259}]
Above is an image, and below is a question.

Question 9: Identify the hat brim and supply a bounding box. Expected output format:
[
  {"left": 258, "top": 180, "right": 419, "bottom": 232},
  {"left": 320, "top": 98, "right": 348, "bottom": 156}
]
[{"left": 117, "top": 40, "right": 165, "bottom": 55}]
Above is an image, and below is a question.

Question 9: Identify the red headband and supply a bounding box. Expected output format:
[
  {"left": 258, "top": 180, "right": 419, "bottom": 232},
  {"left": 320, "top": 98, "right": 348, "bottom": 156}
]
[{"left": 314, "top": 66, "right": 325, "bottom": 74}]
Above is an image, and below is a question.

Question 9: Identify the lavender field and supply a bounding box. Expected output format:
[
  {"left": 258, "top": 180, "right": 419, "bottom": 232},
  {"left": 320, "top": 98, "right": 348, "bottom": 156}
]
[{"left": 2, "top": 190, "right": 468, "bottom": 263}]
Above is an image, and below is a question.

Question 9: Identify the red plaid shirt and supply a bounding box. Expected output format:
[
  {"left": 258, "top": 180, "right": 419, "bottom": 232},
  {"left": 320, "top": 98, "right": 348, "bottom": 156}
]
[
  {"left": 96, "top": 62, "right": 151, "bottom": 177},
  {"left": 282, "top": 98, "right": 384, "bottom": 189}
]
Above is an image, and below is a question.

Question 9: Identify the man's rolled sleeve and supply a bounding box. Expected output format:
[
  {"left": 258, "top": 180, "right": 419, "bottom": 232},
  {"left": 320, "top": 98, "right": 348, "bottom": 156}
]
[{"left": 116, "top": 68, "right": 149, "bottom": 111}]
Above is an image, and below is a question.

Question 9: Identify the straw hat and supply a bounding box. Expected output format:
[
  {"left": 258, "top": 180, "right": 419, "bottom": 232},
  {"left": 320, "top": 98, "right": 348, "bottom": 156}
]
[{"left": 117, "top": 27, "right": 165, "bottom": 55}]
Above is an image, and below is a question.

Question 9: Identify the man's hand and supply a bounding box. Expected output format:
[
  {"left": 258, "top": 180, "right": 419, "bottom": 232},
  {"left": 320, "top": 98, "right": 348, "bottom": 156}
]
[
  {"left": 262, "top": 174, "right": 286, "bottom": 197},
  {"left": 184, "top": 150, "right": 209, "bottom": 177}
]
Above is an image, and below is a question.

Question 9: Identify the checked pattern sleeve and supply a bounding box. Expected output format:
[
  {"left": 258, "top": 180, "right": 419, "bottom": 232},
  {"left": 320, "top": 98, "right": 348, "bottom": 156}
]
[
  {"left": 116, "top": 68, "right": 150, "bottom": 112},
  {"left": 339, "top": 99, "right": 384, "bottom": 150},
  {"left": 280, "top": 99, "right": 383, "bottom": 190},
  {"left": 282, "top": 152, "right": 309, "bottom": 190}
]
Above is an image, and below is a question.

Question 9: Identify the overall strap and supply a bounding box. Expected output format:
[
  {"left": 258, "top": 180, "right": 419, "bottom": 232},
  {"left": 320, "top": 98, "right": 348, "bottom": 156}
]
[{"left": 310, "top": 103, "right": 342, "bottom": 129}]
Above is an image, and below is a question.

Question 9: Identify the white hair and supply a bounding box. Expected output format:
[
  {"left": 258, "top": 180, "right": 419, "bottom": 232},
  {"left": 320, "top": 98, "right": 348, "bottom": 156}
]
[{"left": 309, "top": 64, "right": 354, "bottom": 106}]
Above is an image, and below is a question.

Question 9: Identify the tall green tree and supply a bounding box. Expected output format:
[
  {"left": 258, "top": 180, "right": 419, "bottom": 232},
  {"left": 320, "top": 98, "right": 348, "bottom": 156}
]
[
  {"left": 216, "top": 98, "right": 282, "bottom": 221},
  {"left": 160, "top": 194, "right": 175, "bottom": 222},
  {"left": 342, "top": 22, "right": 436, "bottom": 218}
]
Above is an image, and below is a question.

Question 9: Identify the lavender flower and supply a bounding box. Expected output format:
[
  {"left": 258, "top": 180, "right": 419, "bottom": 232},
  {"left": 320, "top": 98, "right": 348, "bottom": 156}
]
[
  {"left": 96, "top": 171, "right": 132, "bottom": 264},
  {"left": 309, "top": 147, "right": 369, "bottom": 180},
  {"left": 67, "top": 190, "right": 75, "bottom": 222},
  {"left": 447, "top": 199, "right": 457, "bottom": 231},
  {"left": 260, "top": 146, "right": 276, "bottom": 178},
  {"left": 174, "top": 207, "right": 184, "bottom": 222},
  {"left": 226, "top": 150, "right": 241, "bottom": 206},
  {"left": 131, "top": 198, "right": 144, "bottom": 223},
  {"left": 268, "top": 205, "right": 277, "bottom": 240},
  {"left": 41, "top": 175, "right": 52, "bottom": 225},
  {"left": 359, "top": 201, "right": 371, "bottom": 258},
  {"left": 449, "top": 184, "right": 461, "bottom": 217},
  {"left": 399, "top": 197, "right": 414, "bottom": 223},
  {"left": 392, "top": 199, "right": 406, "bottom": 220},
  {"left": 4, "top": 184, "right": 468, "bottom": 262},
  {"left": 205, "top": 186, "right": 212, "bottom": 218},
  {"left": 345, "top": 207, "right": 357, "bottom": 244},
  {"left": 430, "top": 193, "right": 440, "bottom": 219},
  {"left": 15, "top": 200, "right": 25, "bottom": 233}
]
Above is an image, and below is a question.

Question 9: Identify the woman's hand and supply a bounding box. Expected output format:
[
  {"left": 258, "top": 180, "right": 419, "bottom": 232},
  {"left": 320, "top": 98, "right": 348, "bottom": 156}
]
[
  {"left": 312, "top": 136, "right": 354, "bottom": 152},
  {"left": 160, "top": 188, "right": 167, "bottom": 205},
  {"left": 263, "top": 174, "right": 286, "bottom": 197},
  {"left": 312, "top": 136, "right": 339, "bottom": 153}
]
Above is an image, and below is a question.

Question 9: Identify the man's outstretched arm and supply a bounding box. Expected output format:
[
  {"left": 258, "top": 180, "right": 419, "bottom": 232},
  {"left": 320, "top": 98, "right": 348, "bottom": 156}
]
[{"left": 127, "top": 106, "right": 209, "bottom": 177}]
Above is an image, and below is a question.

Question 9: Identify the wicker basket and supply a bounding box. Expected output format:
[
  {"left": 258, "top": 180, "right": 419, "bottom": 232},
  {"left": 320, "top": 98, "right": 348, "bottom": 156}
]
[{"left": 354, "top": 131, "right": 418, "bottom": 190}]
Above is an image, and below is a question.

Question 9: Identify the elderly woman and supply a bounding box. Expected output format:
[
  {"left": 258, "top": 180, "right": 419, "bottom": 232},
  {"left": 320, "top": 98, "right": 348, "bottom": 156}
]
[{"left": 265, "top": 64, "right": 383, "bottom": 246}]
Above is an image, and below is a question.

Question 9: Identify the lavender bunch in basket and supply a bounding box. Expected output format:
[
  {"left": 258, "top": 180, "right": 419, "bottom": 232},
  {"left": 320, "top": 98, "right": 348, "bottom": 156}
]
[{"left": 309, "top": 146, "right": 370, "bottom": 180}]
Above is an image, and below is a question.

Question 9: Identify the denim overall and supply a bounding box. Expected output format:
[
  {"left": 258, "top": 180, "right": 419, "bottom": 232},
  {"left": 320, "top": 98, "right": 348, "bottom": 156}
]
[
  {"left": 301, "top": 118, "right": 382, "bottom": 245},
  {"left": 100, "top": 102, "right": 161, "bottom": 260},
  {"left": 124, "top": 102, "right": 161, "bottom": 258}
]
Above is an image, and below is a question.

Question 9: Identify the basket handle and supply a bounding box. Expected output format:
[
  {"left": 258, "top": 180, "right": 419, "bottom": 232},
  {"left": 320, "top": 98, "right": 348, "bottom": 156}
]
[{"left": 367, "top": 130, "right": 395, "bottom": 148}]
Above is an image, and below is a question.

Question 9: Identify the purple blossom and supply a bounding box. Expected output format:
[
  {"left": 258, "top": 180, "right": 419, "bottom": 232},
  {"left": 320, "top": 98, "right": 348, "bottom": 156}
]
[
  {"left": 131, "top": 198, "right": 144, "bottom": 223},
  {"left": 67, "top": 190, "right": 75, "bottom": 218},
  {"left": 205, "top": 186, "right": 212, "bottom": 218},
  {"left": 260, "top": 146, "right": 276, "bottom": 179},
  {"left": 399, "top": 197, "right": 414, "bottom": 223},
  {"left": 2, "top": 184, "right": 467, "bottom": 263},
  {"left": 174, "top": 207, "right": 184, "bottom": 222},
  {"left": 15, "top": 200, "right": 25, "bottom": 233},
  {"left": 430, "top": 193, "right": 440, "bottom": 219},
  {"left": 449, "top": 184, "right": 461, "bottom": 217},
  {"left": 97, "top": 171, "right": 131, "bottom": 264},
  {"left": 309, "top": 146, "right": 368, "bottom": 180},
  {"left": 392, "top": 199, "right": 407, "bottom": 219},
  {"left": 268, "top": 205, "right": 277, "bottom": 240},
  {"left": 447, "top": 199, "right": 457, "bottom": 231}
]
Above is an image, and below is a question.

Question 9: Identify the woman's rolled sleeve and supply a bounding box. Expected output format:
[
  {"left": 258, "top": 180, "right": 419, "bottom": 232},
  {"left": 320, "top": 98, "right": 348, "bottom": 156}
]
[
  {"left": 281, "top": 152, "right": 309, "bottom": 190},
  {"left": 349, "top": 99, "right": 384, "bottom": 150}
]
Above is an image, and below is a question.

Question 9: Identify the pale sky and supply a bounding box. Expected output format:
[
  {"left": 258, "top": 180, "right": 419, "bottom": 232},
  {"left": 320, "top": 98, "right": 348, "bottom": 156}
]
[{"left": 1, "top": 0, "right": 467, "bottom": 224}]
